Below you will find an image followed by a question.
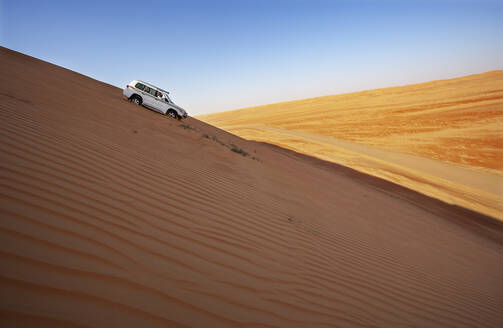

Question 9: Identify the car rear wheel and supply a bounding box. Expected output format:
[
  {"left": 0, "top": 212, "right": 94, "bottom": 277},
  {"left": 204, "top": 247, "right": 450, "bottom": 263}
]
[{"left": 130, "top": 96, "right": 141, "bottom": 106}]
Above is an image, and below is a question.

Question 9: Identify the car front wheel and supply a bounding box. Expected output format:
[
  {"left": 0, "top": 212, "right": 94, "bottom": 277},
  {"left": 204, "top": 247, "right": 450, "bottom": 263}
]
[{"left": 167, "top": 109, "right": 178, "bottom": 119}]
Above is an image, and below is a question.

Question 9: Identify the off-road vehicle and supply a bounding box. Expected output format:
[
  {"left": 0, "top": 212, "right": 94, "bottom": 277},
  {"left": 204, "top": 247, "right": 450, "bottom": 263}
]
[{"left": 123, "top": 80, "right": 188, "bottom": 119}]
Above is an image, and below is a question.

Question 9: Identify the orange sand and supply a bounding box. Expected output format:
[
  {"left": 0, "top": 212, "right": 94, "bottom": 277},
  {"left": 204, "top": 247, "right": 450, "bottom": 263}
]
[
  {"left": 1, "top": 47, "right": 503, "bottom": 327},
  {"left": 198, "top": 71, "right": 503, "bottom": 220}
]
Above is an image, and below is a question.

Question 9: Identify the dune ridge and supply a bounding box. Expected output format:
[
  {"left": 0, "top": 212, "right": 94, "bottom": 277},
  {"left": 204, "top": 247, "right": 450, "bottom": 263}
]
[
  {"left": 198, "top": 71, "right": 503, "bottom": 219},
  {"left": 1, "top": 46, "right": 503, "bottom": 327}
]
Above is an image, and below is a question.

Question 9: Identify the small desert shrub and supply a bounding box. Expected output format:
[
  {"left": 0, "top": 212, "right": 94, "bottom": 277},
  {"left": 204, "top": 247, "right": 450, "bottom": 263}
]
[
  {"left": 180, "top": 124, "right": 194, "bottom": 130},
  {"left": 212, "top": 136, "right": 226, "bottom": 146},
  {"left": 201, "top": 134, "right": 260, "bottom": 161},
  {"left": 230, "top": 144, "right": 249, "bottom": 156}
]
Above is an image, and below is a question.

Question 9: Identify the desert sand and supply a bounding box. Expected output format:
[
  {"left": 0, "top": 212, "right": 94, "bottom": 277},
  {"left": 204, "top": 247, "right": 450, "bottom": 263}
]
[
  {"left": 1, "top": 46, "right": 503, "bottom": 327},
  {"left": 198, "top": 72, "right": 503, "bottom": 220}
]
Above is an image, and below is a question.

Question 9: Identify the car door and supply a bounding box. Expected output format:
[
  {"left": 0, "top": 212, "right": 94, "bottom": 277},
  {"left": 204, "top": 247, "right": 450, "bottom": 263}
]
[
  {"left": 133, "top": 82, "right": 149, "bottom": 105},
  {"left": 141, "top": 86, "right": 156, "bottom": 109},
  {"left": 152, "top": 90, "right": 167, "bottom": 114},
  {"left": 146, "top": 88, "right": 165, "bottom": 113}
]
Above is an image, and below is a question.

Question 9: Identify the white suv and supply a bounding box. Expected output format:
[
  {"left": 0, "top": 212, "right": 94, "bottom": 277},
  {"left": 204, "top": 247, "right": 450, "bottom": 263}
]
[{"left": 123, "top": 80, "right": 188, "bottom": 119}]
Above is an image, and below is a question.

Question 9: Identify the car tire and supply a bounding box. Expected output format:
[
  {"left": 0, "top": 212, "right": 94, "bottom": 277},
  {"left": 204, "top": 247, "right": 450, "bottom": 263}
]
[
  {"left": 167, "top": 109, "right": 177, "bottom": 119},
  {"left": 130, "top": 96, "right": 142, "bottom": 106}
]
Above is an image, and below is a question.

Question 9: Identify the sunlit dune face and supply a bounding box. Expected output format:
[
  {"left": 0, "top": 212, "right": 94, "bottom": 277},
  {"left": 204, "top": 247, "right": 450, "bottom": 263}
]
[{"left": 199, "top": 71, "right": 503, "bottom": 219}]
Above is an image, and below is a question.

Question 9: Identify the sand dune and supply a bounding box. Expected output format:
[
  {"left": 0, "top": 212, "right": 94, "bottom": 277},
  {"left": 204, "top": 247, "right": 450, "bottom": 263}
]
[
  {"left": 198, "top": 72, "right": 503, "bottom": 219},
  {"left": 1, "top": 46, "right": 503, "bottom": 327}
]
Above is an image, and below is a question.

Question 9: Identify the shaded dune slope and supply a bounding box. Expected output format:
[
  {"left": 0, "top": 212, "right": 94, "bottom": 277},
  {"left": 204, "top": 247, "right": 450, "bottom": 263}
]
[{"left": 1, "top": 47, "right": 503, "bottom": 327}]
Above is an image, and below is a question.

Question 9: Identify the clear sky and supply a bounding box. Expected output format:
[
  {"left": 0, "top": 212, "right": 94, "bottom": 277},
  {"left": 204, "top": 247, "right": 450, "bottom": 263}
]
[{"left": 1, "top": 0, "right": 502, "bottom": 115}]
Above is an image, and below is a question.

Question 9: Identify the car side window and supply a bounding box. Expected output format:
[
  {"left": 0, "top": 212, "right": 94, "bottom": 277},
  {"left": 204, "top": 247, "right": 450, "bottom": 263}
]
[
  {"left": 135, "top": 83, "right": 145, "bottom": 90},
  {"left": 148, "top": 88, "right": 157, "bottom": 97},
  {"left": 144, "top": 86, "right": 151, "bottom": 93}
]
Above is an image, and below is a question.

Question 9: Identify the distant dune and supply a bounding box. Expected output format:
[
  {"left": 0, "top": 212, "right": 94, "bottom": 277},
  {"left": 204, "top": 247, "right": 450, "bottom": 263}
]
[
  {"left": 1, "top": 46, "right": 503, "bottom": 327},
  {"left": 198, "top": 71, "right": 503, "bottom": 220}
]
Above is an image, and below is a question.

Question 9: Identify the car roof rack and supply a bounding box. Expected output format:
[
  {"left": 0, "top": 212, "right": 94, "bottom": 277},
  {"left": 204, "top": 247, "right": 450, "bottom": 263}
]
[{"left": 137, "top": 80, "right": 170, "bottom": 94}]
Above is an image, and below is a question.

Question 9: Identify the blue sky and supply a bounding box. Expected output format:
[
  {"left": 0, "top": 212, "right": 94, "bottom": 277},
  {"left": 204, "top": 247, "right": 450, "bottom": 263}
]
[{"left": 1, "top": 0, "right": 502, "bottom": 115}]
